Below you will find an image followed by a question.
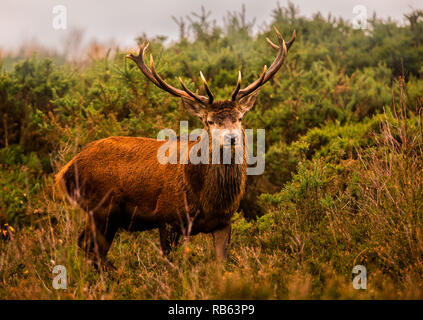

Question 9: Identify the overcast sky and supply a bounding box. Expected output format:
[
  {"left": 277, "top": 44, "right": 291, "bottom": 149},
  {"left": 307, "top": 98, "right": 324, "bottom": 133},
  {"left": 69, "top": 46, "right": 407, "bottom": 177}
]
[{"left": 1, "top": 0, "right": 421, "bottom": 52}]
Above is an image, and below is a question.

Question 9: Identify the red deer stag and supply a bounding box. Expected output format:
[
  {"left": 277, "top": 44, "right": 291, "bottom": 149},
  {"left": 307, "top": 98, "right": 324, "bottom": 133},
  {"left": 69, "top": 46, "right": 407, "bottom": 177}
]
[{"left": 56, "top": 27, "right": 295, "bottom": 268}]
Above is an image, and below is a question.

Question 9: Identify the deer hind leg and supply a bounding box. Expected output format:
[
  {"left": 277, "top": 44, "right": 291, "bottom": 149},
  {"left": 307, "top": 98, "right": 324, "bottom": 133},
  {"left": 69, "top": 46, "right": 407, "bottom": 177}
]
[
  {"left": 78, "top": 207, "right": 119, "bottom": 270},
  {"left": 212, "top": 224, "right": 232, "bottom": 261},
  {"left": 159, "top": 224, "right": 181, "bottom": 255}
]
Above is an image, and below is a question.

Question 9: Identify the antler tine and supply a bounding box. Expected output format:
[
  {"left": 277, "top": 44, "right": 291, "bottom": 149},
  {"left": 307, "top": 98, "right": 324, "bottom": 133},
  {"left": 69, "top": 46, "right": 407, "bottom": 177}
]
[
  {"left": 178, "top": 77, "right": 208, "bottom": 104},
  {"left": 200, "top": 71, "right": 214, "bottom": 104},
  {"left": 233, "top": 27, "right": 295, "bottom": 101},
  {"left": 266, "top": 29, "right": 296, "bottom": 51},
  {"left": 286, "top": 29, "right": 296, "bottom": 50},
  {"left": 266, "top": 37, "right": 280, "bottom": 51},
  {"left": 148, "top": 54, "right": 178, "bottom": 97},
  {"left": 231, "top": 71, "right": 242, "bottom": 101},
  {"left": 149, "top": 54, "right": 199, "bottom": 100},
  {"left": 261, "top": 39, "right": 287, "bottom": 84},
  {"left": 126, "top": 42, "right": 161, "bottom": 88},
  {"left": 127, "top": 42, "right": 210, "bottom": 105},
  {"left": 236, "top": 65, "right": 268, "bottom": 99}
]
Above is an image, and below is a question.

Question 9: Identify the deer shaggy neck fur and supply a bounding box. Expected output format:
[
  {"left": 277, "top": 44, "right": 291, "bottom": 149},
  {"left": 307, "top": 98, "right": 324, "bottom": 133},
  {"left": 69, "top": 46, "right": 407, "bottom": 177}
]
[{"left": 57, "top": 135, "right": 247, "bottom": 235}]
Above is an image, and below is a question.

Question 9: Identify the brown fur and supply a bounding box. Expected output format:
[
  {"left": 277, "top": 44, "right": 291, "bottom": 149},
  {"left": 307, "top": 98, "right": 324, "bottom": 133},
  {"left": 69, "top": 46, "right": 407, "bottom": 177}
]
[
  {"left": 56, "top": 134, "right": 247, "bottom": 266},
  {"left": 56, "top": 27, "right": 295, "bottom": 267}
]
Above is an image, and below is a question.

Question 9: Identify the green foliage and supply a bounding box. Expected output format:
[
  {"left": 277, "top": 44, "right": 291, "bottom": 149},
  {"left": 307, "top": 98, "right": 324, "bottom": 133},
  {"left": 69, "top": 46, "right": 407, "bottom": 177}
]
[
  {"left": 258, "top": 83, "right": 423, "bottom": 294},
  {"left": 0, "top": 4, "right": 422, "bottom": 299}
]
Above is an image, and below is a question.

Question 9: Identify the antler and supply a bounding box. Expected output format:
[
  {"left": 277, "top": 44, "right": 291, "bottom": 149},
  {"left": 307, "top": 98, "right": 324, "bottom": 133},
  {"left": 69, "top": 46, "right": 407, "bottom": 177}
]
[
  {"left": 126, "top": 42, "right": 214, "bottom": 105},
  {"left": 127, "top": 27, "right": 295, "bottom": 105},
  {"left": 231, "top": 27, "right": 296, "bottom": 101}
]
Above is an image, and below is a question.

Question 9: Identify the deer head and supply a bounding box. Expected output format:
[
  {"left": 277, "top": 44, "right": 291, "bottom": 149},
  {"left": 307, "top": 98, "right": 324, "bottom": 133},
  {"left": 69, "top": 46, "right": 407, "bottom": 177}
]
[{"left": 127, "top": 27, "right": 296, "bottom": 148}]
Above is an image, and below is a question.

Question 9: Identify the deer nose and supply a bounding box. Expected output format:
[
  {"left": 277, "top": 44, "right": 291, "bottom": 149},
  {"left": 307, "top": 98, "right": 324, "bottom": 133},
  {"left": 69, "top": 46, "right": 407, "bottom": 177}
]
[{"left": 224, "top": 133, "right": 239, "bottom": 145}]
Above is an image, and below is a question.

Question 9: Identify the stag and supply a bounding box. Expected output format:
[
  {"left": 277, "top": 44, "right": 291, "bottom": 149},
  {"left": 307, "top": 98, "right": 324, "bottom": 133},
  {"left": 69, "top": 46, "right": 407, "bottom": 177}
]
[{"left": 56, "top": 27, "right": 295, "bottom": 268}]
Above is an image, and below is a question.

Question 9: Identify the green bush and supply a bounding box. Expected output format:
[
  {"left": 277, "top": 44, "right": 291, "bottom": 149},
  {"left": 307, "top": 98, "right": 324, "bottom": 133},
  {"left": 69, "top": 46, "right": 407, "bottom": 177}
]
[{"left": 0, "top": 3, "right": 422, "bottom": 300}]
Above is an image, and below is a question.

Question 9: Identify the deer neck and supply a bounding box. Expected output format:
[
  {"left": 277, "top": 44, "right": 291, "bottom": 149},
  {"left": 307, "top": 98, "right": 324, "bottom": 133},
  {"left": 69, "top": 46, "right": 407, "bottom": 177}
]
[
  {"left": 184, "top": 144, "right": 247, "bottom": 215},
  {"left": 204, "top": 161, "right": 246, "bottom": 209}
]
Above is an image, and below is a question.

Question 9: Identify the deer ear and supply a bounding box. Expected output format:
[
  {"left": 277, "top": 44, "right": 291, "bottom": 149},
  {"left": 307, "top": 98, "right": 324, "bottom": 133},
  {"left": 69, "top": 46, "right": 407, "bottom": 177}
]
[
  {"left": 181, "top": 97, "right": 206, "bottom": 118},
  {"left": 238, "top": 89, "right": 261, "bottom": 115}
]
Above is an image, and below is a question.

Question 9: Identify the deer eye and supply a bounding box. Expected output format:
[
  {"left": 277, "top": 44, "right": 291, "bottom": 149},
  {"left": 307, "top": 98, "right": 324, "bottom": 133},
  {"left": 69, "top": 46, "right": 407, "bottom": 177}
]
[
  {"left": 207, "top": 120, "right": 214, "bottom": 125},
  {"left": 239, "top": 117, "right": 243, "bottom": 121}
]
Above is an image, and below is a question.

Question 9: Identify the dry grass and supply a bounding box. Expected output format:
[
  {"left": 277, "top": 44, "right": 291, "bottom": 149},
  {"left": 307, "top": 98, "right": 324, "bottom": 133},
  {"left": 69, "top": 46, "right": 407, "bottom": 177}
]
[{"left": 1, "top": 80, "right": 422, "bottom": 300}]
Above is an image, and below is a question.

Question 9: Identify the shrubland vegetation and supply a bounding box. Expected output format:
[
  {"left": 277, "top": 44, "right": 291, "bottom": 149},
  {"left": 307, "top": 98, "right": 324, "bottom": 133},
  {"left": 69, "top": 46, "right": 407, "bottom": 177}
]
[{"left": 0, "top": 3, "right": 422, "bottom": 299}]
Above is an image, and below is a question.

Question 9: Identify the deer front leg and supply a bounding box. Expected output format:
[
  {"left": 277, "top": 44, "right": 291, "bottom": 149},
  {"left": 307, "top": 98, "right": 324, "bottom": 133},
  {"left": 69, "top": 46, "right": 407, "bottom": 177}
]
[
  {"left": 212, "top": 224, "right": 231, "bottom": 261},
  {"left": 159, "top": 224, "right": 181, "bottom": 255},
  {"left": 78, "top": 209, "right": 118, "bottom": 271}
]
